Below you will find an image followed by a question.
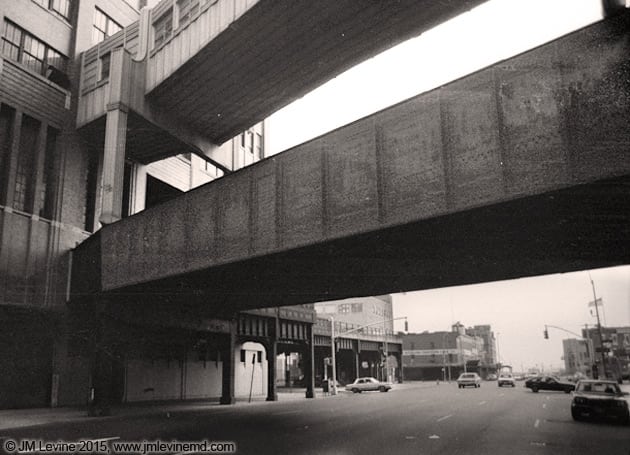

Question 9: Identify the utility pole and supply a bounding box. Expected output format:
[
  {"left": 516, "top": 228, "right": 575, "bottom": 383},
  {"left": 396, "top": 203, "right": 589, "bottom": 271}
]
[
  {"left": 589, "top": 274, "right": 608, "bottom": 378},
  {"left": 330, "top": 316, "right": 337, "bottom": 395}
]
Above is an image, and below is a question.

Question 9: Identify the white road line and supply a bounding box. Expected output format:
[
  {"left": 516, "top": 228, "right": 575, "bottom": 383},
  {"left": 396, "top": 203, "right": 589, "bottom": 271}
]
[
  {"left": 272, "top": 410, "right": 302, "bottom": 415},
  {"left": 534, "top": 419, "right": 540, "bottom": 428},
  {"left": 542, "top": 403, "right": 547, "bottom": 409},
  {"left": 437, "top": 414, "right": 452, "bottom": 422},
  {"left": 478, "top": 401, "right": 487, "bottom": 406}
]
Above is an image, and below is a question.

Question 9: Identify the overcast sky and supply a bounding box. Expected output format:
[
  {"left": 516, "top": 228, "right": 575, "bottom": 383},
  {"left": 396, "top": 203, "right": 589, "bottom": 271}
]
[{"left": 265, "top": 0, "right": 629, "bottom": 371}]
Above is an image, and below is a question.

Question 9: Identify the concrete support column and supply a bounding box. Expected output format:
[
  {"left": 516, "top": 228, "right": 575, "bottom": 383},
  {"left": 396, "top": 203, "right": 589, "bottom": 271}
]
[
  {"left": 304, "top": 325, "right": 315, "bottom": 399},
  {"left": 100, "top": 48, "right": 131, "bottom": 226},
  {"left": 354, "top": 340, "right": 360, "bottom": 380},
  {"left": 266, "top": 339, "right": 277, "bottom": 401},
  {"left": 220, "top": 319, "right": 236, "bottom": 405},
  {"left": 99, "top": 106, "right": 128, "bottom": 225}
]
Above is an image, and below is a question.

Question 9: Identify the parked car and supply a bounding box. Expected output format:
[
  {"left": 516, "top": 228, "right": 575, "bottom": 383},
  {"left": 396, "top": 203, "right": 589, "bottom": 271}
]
[
  {"left": 457, "top": 373, "right": 481, "bottom": 389},
  {"left": 345, "top": 377, "right": 392, "bottom": 393},
  {"left": 486, "top": 374, "right": 497, "bottom": 381},
  {"left": 525, "top": 375, "right": 575, "bottom": 393},
  {"left": 571, "top": 380, "right": 629, "bottom": 424},
  {"left": 498, "top": 373, "right": 516, "bottom": 387}
]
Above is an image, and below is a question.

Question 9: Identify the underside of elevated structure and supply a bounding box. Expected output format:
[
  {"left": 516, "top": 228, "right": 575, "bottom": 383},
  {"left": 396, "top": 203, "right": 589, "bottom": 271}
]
[
  {"left": 146, "top": 0, "right": 489, "bottom": 144},
  {"left": 72, "top": 11, "right": 630, "bottom": 316},
  {"left": 77, "top": 0, "right": 489, "bottom": 168}
]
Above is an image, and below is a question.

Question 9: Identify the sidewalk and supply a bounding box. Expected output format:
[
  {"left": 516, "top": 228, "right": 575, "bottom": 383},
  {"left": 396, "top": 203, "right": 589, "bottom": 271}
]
[
  {"left": 0, "top": 381, "right": 444, "bottom": 432},
  {"left": 0, "top": 389, "right": 333, "bottom": 432}
]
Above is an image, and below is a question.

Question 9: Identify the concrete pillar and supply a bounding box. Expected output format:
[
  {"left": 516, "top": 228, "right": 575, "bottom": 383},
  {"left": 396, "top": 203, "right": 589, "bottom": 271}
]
[
  {"left": 354, "top": 340, "right": 360, "bottom": 380},
  {"left": 266, "top": 339, "right": 277, "bottom": 401},
  {"left": 304, "top": 325, "right": 315, "bottom": 399},
  {"left": 100, "top": 48, "right": 131, "bottom": 225},
  {"left": 99, "top": 107, "right": 128, "bottom": 225},
  {"left": 220, "top": 319, "right": 236, "bottom": 404}
]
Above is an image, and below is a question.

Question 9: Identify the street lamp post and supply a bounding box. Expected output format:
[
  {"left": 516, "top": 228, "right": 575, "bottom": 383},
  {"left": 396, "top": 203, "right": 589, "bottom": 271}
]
[{"left": 330, "top": 316, "right": 338, "bottom": 395}]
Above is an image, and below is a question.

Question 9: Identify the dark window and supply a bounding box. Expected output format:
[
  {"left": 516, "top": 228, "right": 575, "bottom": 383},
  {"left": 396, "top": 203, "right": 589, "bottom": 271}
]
[
  {"left": 257, "top": 351, "right": 262, "bottom": 363},
  {"left": 1, "top": 20, "right": 67, "bottom": 80},
  {"left": 99, "top": 53, "right": 111, "bottom": 81},
  {"left": 0, "top": 105, "right": 15, "bottom": 206},
  {"left": 39, "top": 127, "right": 58, "bottom": 220},
  {"left": 93, "top": 7, "right": 122, "bottom": 45},
  {"left": 153, "top": 9, "right": 173, "bottom": 48},
  {"left": 240, "top": 349, "right": 246, "bottom": 363},
  {"left": 83, "top": 151, "right": 99, "bottom": 232},
  {"left": 256, "top": 133, "right": 263, "bottom": 159},
  {"left": 178, "top": 0, "right": 200, "bottom": 27},
  {"left": 14, "top": 115, "right": 40, "bottom": 213}
]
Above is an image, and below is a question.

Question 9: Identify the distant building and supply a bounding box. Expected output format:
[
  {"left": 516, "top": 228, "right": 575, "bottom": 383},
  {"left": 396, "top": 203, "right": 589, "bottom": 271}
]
[
  {"left": 402, "top": 323, "right": 495, "bottom": 381},
  {"left": 465, "top": 325, "right": 497, "bottom": 371},
  {"left": 562, "top": 338, "right": 592, "bottom": 376}
]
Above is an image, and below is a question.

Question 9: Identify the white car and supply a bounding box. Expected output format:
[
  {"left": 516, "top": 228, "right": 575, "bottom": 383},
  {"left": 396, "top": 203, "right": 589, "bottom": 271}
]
[
  {"left": 345, "top": 377, "right": 392, "bottom": 393},
  {"left": 457, "top": 373, "right": 481, "bottom": 388},
  {"left": 498, "top": 373, "right": 516, "bottom": 387}
]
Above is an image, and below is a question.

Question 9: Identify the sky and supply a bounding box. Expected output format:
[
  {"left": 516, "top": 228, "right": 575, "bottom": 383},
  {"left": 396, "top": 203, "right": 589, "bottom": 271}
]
[{"left": 264, "top": 0, "right": 629, "bottom": 371}]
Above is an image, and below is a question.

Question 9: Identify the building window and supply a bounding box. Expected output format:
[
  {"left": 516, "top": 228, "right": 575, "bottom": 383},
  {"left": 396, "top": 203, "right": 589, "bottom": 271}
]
[
  {"left": 39, "top": 127, "right": 58, "bottom": 220},
  {"left": 177, "top": 0, "right": 200, "bottom": 27},
  {"left": 92, "top": 7, "right": 122, "bottom": 45},
  {"left": 14, "top": 115, "right": 41, "bottom": 213},
  {"left": 1, "top": 20, "right": 67, "bottom": 79},
  {"left": 83, "top": 151, "right": 99, "bottom": 232},
  {"left": 32, "top": 0, "right": 72, "bottom": 20},
  {"left": 0, "top": 105, "right": 15, "bottom": 206},
  {"left": 99, "top": 53, "right": 111, "bottom": 81},
  {"left": 255, "top": 132, "right": 263, "bottom": 160},
  {"left": 338, "top": 304, "right": 350, "bottom": 314},
  {"left": 153, "top": 9, "right": 173, "bottom": 49}
]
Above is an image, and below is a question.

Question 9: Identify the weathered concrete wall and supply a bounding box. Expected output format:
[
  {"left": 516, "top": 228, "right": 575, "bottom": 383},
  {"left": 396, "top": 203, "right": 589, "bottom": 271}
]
[{"left": 74, "top": 13, "right": 630, "bottom": 303}]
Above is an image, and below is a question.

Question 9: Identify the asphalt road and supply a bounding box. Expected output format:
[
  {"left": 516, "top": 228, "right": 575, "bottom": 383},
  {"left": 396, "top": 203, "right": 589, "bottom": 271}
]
[{"left": 3, "top": 382, "right": 629, "bottom": 455}]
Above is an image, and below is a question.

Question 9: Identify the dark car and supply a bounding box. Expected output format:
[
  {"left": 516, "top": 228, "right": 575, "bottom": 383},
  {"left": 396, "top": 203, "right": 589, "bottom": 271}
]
[
  {"left": 571, "top": 380, "right": 629, "bottom": 424},
  {"left": 525, "top": 375, "right": 575, "bottom": 393}
]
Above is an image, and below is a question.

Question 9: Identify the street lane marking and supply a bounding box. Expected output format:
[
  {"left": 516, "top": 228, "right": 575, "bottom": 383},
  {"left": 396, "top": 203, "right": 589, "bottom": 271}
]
[
  {"left": 437, "top": 414, "right": 452, "bottom": 422},
  {"left": 478, "top": 401, "right": 487, "bottom": 406},
  {"left": 428, "top": 434, "right": 440, "bottom": 439},
  {"left": 534, "top": 419, "right": 540, "bottom": 428},
  {"left": 531, "top": 442, "right": 546, "bottom": 447},
  {"left": 405, "top": 436, "right": 417, "bottom": 440},
  {"left": 272, "top": 410, "right": 302, "bottom": 415},
  {"left": 542, "top": 403, "right": 547, "bottom": 409}
]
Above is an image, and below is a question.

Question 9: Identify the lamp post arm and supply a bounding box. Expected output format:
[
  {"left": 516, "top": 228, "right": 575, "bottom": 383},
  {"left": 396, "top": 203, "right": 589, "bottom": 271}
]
[{"left": 545, "top": 324, "right": 584, "bottom": 339}]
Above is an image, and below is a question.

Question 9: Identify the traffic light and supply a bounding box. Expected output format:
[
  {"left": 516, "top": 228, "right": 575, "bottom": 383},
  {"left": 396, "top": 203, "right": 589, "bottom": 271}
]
[{"left": 544, "top": 328, "right": 549, "bottom": 339}]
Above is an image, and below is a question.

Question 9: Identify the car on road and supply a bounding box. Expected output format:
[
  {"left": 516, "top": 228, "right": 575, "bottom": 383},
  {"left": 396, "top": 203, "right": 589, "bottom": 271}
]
[
  {"left": 345, "top": 377, "right": 392, "bottom": 393},
  {"left": 498, "top": 373, "right": 516, "bottom": 387},
  {"left": 571, "top": 380, "right": 629, "bottom": 424},
  {"left": 486, "top": 374, "right": 497, "bottom": 381},
  {"left": 457, "top": 373, "right": 481, "bottom": 389},
  {"left": 525, "top": 375, "right": 575, "bottom": 393}
]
